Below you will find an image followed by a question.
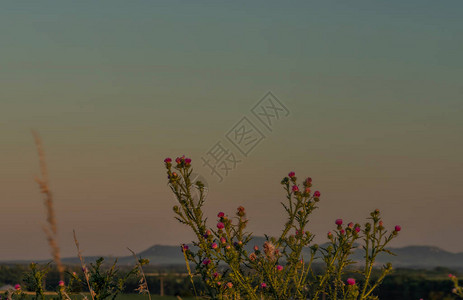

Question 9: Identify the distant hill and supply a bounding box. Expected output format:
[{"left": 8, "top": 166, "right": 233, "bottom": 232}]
[{"left": 3, "top": 238, "right": 463, "bottom": 269}]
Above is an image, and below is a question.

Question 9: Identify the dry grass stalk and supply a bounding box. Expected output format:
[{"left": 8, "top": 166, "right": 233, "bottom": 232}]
[
  {"left": 127, "top": 248, "right": 152, "bottom": 300},
  {"left": 73, "top": 230, "right": 96, "bottom": 300},
  {"left": 32, "top": 130, "right": 64, "bottom": 281}
]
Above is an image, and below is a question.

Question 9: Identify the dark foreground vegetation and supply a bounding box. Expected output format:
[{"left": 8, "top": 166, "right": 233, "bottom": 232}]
[{"left": 0, "top": 264, "right": 460, "bottom": 300}]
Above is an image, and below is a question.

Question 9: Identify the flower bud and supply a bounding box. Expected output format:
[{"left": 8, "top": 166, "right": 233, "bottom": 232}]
[
  {"left": 303, "top": 177, "right": 312, "bottom": 187},
  {"left": 237, "top": 206, "right": 246, "bottom": 217}
]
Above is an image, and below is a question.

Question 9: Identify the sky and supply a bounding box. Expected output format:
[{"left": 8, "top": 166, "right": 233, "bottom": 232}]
[{"left": 1, "top": 0, "right": 462, "bottom": 260}]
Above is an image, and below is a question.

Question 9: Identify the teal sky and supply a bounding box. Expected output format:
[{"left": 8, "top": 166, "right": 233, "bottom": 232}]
[{"left": 1, "top": 1, "right": 462, "bottom": 260}]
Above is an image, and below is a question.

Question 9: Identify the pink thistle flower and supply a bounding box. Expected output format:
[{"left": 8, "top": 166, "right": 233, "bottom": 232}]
[
  {"left": 276, "top": 265, "right": 283, "bottom": 271},
  {"left": 314, "top": 191, "right": 321, "bottom": 197},
  {"left": 395, "top": 225, "right": 401, "bottom": 232},
  {"left": 58, "top": 281, "right": 65, "bottom": 287},
  {"left": 14, "top": 284, "right": 21, "bottom": 290},
  {"left": 213, "top": 272, "right": 219, "bottom": 278},
  {"left": 355, "top": 226, "right": 361, "bottom": 233},
  {"left": 288, "top": 171, "right": 296, "bottom": 178},
  {"left": 226, "top": 282, "right": 233, "bottom": 289},
  {"left": 335, "top": 219, "right": 343, "bottom": 226},
  {"left": 175, "top": 157, "right": 182, "bottom": 164},
  {"left": 164, "top": 158, "right": 172, "bottom": 163},
  {"left": 327, "top": 232, "right": 333, "bottom": 238},
  {"left": 249, "top": 253, "right": 257, "bottom": 261},
  {"left": 217, "top": 281, "right": 222, "bottom": 286},
  {"left": 254, "top": 245, "right": 259, "bottom": 251},
  {"left": 234, "top": 241, "right": 243, "bottom": 247},
  {"left": 292, "top": 185, "right": 299, "bottom": 192},
  {"left": 260, "top": 282, "right": 267, "bottom": 289},
  {"left": 237, "top": 206, "right": 245, "bottom": 216},
  {"left": 217, "top": 222, "right": 225, "bottom": 229},
  {"left": 449, "top": 273, "right": 455, "bottom": 278},
  {"left": 348, "top": 222, "right": 354, "bottom": 229},
  {"left": 220, "top": 237, "right": 226, "bottom": 244},
  {"left": 378, "top": 221, "right": 385, "bottom": 230},
  {"left": 305, "top": 177, "right": 312, "bottom": 185},
  {"left": 263, "top": 241, "right": 277, "bottom": 261},
  {"left": 217, "top": 212, "right": 225, "bottom": 218},
  {"left": 347, "top": 278, "right": 356, "bottom": 285},
  {"left": 340, "top": 229, "right": 345, "bottom": 235},
  {"left": 185, "top": 158, "right": 191, "bottom": 165},
  {"left": 305, "top": 187, "right": 311, "bottom": 194},
  {"left": 181, "top": 244, "right": 189, "bottom": 252},
  {"left": 211, "top": 243, "right": 218, "bottom": 249},
  {"left": 202, "top": 258, "right": 211, "bottom": 265}
]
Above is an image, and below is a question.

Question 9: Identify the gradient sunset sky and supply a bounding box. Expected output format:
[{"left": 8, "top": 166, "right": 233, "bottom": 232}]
[{"left": 1, "top": 0, "right": 462, "bottom": 260}]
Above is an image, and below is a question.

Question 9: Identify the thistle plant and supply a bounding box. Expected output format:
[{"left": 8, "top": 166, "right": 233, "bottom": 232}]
[
  {"left": 70, "top": 231, "right": 145, "bottom": 300},
  {"left": 23, "top": 262, "right": 50, "bottom": 300},
  {"left": 127, "top": 248, "right": 151, "bottom": 299},
  {"left": 2, "top": 284, "right": 26, "bottom": 300},
  {"left": 164, "top": 155, "right": 401, "bottom": 299},
  {"left": 449, "top": 274, "right": 463, "bottom": 298},
  {"left": 67, "top": 257, "right": 140, "bottom": 300}
]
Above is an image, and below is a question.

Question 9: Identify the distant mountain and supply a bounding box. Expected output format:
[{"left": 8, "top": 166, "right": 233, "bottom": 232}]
[
  {"left": 134, "top": 240, "right": 463, "bottom": 268},
  {"left": 367, "top": 246, "right": 463, "bottom": 268},
  {"left": 3, "top": 239, "right": 463, "bottom": 269}
]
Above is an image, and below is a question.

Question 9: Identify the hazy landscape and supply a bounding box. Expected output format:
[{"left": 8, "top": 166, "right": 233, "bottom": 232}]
[{"left": 2, "top": 1, "right": 463, "bottom": 299}]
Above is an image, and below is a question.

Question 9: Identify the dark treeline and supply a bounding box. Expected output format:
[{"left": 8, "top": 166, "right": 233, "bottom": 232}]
[{"left": 0, "top": 264, "right": 461, "bottom": 299}]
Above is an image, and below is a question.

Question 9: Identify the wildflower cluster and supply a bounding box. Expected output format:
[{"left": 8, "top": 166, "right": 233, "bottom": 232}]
[
  {"left": 22, "top": 262, "right": 50, "bottom": 300},
  {"left": 165, "top": 156, "right": 402, "bottom": 299},
  {"left": 66, "top": 257, "right": 143, "bottom": 300},
  {"left": 449, "top": 274, "right": 463, "bottom": 298},
  {"left": 5, "top": 257, "right": 149, "bottom": 300},
  {"left": 2, "top": 284, "right": 26, "bottom": 300}
]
